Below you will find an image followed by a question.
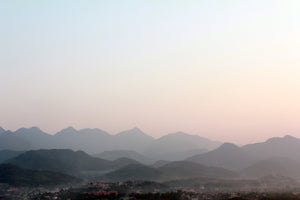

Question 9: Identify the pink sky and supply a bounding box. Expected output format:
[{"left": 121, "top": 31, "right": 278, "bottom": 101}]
[{"left": 1, "top": 1, "right": 300, "bottom": 144}]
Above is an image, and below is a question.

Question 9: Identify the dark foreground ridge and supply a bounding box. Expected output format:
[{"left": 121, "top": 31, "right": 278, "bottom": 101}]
[{"left": 0, "top": 164, "right": 81, "bottom": 187}]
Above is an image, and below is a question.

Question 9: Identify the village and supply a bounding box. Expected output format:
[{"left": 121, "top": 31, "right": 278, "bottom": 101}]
[{"left": 2, "top": 180, "right": 300, "bottom": 200}]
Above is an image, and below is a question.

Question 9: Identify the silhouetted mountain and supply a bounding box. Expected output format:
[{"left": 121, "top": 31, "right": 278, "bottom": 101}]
[
  {"left": 14, "top": 127, "right": 56, "bottom": 149},
  {"left": 54, "top": 127, "right": 112, "bottom": 153},
  {"left": 102, "top": 164, "right": 162, "bottom": 182},
  {"left": 0, "top": 130, "right": 36, "bottom": 151},
  {"left": 112, "top": 157, "right": 140, "bottom": 168},
  {"left": 0, "top": 164, "right": 81, "bottom": 187},
  {"left": 94, "top": 150, "right": 153, "bottom": 164},
  {"left": 7, "top": 149, "right": 114, "bottom": 175},
  {"left": 0, "top": 126, "right": 5, "bottom": 134},
  {"left": 177, "top": 148, "right": 209, "bottom": 159},
  {"left": 103, "top": 161, "right": 237, "bottom": 182},
  {"left": 0, "top": 126, "right": 222, "bottom": 159},
  {"left": 144, "top": 132, "right": 220, "bottom": 160},
  {"left": 158, "top": 161, "right": 238, "bottom": 180},
  {"left": 0, "top": 127, "right": 57, "bottom": 151},
  {"left": 152, "top": 160, "right": 171, "bottom": 168},
  {"left": 186, "top": 143, "right": 257, "bottom": 171},
  {"left": 0, "top": 150, "right": 24, "bottom": 163},
  {"left": 241, "top": 157, "right": 300, "bottom": 178},
  {"left": 242, "top": 135, "right": 300, "bottom": 162},
  {"left": 114, "top": 127, "right": 154, "bottom": 152}
]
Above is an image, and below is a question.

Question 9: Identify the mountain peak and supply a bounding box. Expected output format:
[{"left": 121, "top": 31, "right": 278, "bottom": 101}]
[
  {"left": 218, "top": 142, "right": 240, "bottom": 151},
  {"left": 29, "top": 126, "right": 41, "bottom": 131},
  {"left": 265, "top": 135, "right": 299, "bottom": 143},
  {"left": 78, "top": 128, "right": 110, "bottom": 136},
  {"left": 117, "top": 127, "right": 148, "bottom": 136},
  {"left": 0, "top": 126, "right": 5, "bottom": 134},
  {"left": 55, "top": 126, "right": 77, "bottom": 136},
  {"left": 15, "top": 127, "right": 47, "bottom": 135},
  {"left": 170, "top": 131, "right": 188, "bottom": 136},
  {"left": 116, "top": 127, "right": 154, "bottom": 140},
  {"left": 283, "top": 135, "right": 297, "bottom": 140},
  {"left": 65, "top": 126, "right": 76, "bottom": 131},
  {"left": 131, "top": 127, "right": 142, "bottom": 132}
]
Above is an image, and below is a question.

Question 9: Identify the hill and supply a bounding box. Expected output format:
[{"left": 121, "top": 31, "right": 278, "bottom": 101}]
[
  {"left": 0, "top": 126, "right": 222, "bottom": 159},
  {"left": 103, "top": 161, "right": 237, "bottom": 182},
  {"left": 144, "top": 132, "right": 220, "bottom": 160},
  {"left": 152, "top": 160, "right": 170, "bottom": 168},
  {"left": 114, "top": 127, "right": 155, "bottom": 152},
  {"left": 0, "top": 164, "right": 81, "bottom": 187},
  {"left": 242, "top": 135, "right": 300, "bottom": 162},
  {"left": 54, "top": 127, "right": 112, "bottom": 153},
  {"left": 102, "top": 164, "right": 162, "bottom": 181},
  {"left": 158, "top": 161, "right": 238, "bottom": 181},
  {"left": 94, "top": 150, "right": 153, "bottom": 164},
  {"left": 241, "top": 157, "right": 300, "bottom": 178},
  {"left": 7, "top": 149, "right": 114, "bottom": 175},
  {"left": 186, "top": 143, "right": 257, "bottom": 171},
  {"left": 0, "top": 126, "right": 5, "bottom": 134},
  {"left": 0, "top": 128, "right": 53, "bottom": 151},
  {"left": 112, "top": 157, "right": 140, "bottom": 168},
  {"left": 0, "top": 150, "right": 24, "bottom": 163}
]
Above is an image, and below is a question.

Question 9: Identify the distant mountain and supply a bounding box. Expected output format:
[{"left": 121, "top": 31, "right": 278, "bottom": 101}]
[
  {"left": 152, "top": 160, "right": 171, "bottom": 168},
  {"left": 111, "top": 157, "right": 140, "bottom": 168},
  {"left": 102, "top": 164, "right": 162, "bottom": 182},
  {"left": 114, "top": 127, "right": 154, "bottom": 152},
  {"left": 0, "top": 127, "right": 57, "bottom": 151},
  {"left": 158, "top": 161, "right": 238, "bottom": 181},
  {"left": 0, "top": 126, "right": 222, "bottom": 158},
  {"left": 0, "top": 164, "right": 81, "bottom": 187},
  {"left": 94, "top": 150, "right": 153, "bottom": 164},
  {"left": 0, "top": 150, "right": 24, "bottom": 163},
  {"left": 144, "top": 132, "right": 221, "bottom": 160},
  {"left": 0, "top": 126, "right": 5, "bottom": 134},
  {"left": 55, "top": 127, "right": 154, "bottom": 153},
  {"left": 177, "top": 148, "right": 209, "bottom": 159},
  {"left": 0, "top": 130, "right": 36, "bottom": 151},
  {"left": 186, "top": 143, "right": 257, "bottom": 171},
  {"left": 242, "top": 135, "right": 300, "bottom": 162},
  {"left": 241, "top": 157, "right": 300, "bottom": 178},
  {"left": 7, "top": 149, "right": 114, "bottom": 175},
  {"left": 103, "top": 161, "right": 237, "bottom": 182},
  {"left": 13, "top": 127, "right": 55, "bottom": 148},
  {"left": 54, "top": 127, "right": 112, "bottom": 153}
]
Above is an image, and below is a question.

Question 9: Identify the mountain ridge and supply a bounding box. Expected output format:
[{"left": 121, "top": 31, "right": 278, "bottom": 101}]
[
  {"left": 186, "top": 142, "right": 257, "bottom": 171},
  {"left": 0, "top": 126, "right": 220, "bottom": 160}
]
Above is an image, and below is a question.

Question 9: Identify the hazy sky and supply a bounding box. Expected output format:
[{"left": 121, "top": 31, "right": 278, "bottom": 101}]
[{"left": 1, "top": 1, "right": 300, "bottom": 144}]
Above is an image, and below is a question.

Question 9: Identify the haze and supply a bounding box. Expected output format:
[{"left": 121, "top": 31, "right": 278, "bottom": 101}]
[{"left": 1, "top": 1, "right": 300, "bottom": 144}]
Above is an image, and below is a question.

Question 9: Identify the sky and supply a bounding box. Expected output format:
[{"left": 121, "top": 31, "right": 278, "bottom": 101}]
[{"left": 1, "top": 1, "right": 300, "bottom": 144}]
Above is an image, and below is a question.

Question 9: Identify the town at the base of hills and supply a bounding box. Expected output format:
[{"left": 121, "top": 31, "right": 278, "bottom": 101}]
[{"left": 2, "top": 126, "right": 300, "bottom": 199}]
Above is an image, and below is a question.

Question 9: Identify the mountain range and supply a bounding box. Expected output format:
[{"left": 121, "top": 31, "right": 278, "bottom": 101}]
[
  {"left": 186, "top": 136, "right": 300, "bottom": 178},
  {"left": 242, "top": 135, "right": 300, "bottom": 162},
  {"left": 186, "top": 143, "right": 256, "bottom": 171},
  {"left": 2, "top": 149, "right": 237, "bottom": 183},
  {"left": 241, "top": 157, "right": 300, "bottom": 179},
  {"left": 102, "top": 161, "right": 237, "bottom": 182},
  {"left": 4, "top": 149, "right": 142, "bottom": 177},
  {"left": 0, "top": 126, "right": 221, "bottom": 161},
  {"left": 2, "top": 125, "right": 300, "bottom": 185},
  {"left": 94, "top": 150, "right": 153, "bottom": 164}
]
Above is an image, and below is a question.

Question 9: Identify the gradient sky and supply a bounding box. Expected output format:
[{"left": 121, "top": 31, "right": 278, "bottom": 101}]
[{"left": 1, "top": 1, "right": 300, "bottom": 144}]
